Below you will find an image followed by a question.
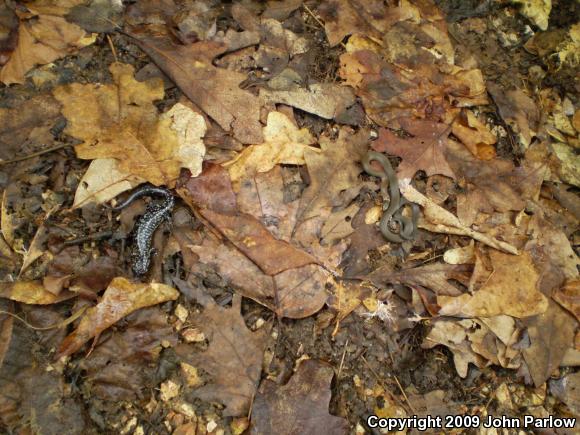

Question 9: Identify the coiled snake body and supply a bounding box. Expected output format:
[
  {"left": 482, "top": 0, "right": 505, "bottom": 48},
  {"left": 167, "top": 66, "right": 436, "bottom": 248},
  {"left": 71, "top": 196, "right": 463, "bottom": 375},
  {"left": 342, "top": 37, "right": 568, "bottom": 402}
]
[{"left": 362, "top": 151, "right": 419, "bottom": 243}]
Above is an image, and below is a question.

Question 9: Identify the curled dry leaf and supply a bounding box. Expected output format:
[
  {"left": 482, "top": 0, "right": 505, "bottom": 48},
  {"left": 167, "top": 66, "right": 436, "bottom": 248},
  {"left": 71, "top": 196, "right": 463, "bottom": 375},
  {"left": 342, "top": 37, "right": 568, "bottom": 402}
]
[
  {"left": 0, "top": 13, "right": 94, "bottom": 84},
  {"left": 438, "top": 250, "right": 548, "bottom": 318},
  {"left": 55, "top": 63, "right": 205, "bottom": 190},
  {"left": 176, "top": 294, "right": 268, "bottom": 417},
  {"left": 57, "top": 277, "right": 179, "bottom": 358},
  {"left": 251, "top": 359, "right": 349, "bottom": 435}
]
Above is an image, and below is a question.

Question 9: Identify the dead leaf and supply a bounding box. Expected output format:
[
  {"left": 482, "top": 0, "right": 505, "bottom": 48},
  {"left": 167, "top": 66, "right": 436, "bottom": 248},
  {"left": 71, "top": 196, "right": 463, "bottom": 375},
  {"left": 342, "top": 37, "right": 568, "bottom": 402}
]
[
  {"left": 131, "top": 34, "right": 263, "bottom": 144},
  {"left": 367, "top": 263, "right": 472, "bottom": 296},
  {"left": 373, "top": 119, "right": 455, "bottom": 180},
  {"left": 55, "top": 64, "right": 205, "bottom": 188},
  {"left": 438, "top": 250, "right": 548, "bottom": 318},
  {"left": 0, "top": 280, "right": 76, "bottom": 305},
  {"left": 297, "top": 127, "right": 369, "bottom": 223},
  {"left": 488, "top": 83, "right": 539, "bottom": 150},
  {"left": 513, "top": 0, "right": 551, "bottom": 31},
  {"left": 72, "top": 158, "right": 143, "bottom": 208},
  {"left": 57, "top": 277, "right": 179, "bottom": 357},
  {"left": 400, "top": 180, "right": 520, "bottom": 254},
  {"left": 451, "top": 109, "right": 497, "bottom": 159},
  {"left": 80, "top": 307, "right": 177, "bottom": 400},
  {"left": 224, "top": 111, "right": 317, "bottom": 183},
  {"left": 553, "top": 279, "right": 580, "bottom": 322},
  {"left": 260, "top": 83, "right": 355, "bottom": 120},
  {"left": 0, "top": 13, "right": 93, "bottom": 84},
  {"left": 176, "top": 294, "right": 268, "bottom": 417},
  {"left": 523, "top": 300, "right": 577, "bottom": 387},
  {"left": 0, "top": 94, "right": 61, "bottom": 161},
  {"left": 251, "top": 359, "right": 349, "bottom": 435},
  {"left": 189, "top": 236, "right": 328, "bottom": 318}
]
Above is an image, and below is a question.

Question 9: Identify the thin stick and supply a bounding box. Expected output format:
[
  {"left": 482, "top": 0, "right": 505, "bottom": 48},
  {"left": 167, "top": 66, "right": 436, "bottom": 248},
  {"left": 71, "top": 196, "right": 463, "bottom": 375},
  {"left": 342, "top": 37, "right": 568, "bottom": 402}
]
[
  {"left": 0, "top": 306, "right": 87, "bottom": 331},
  {"left": 337, "top": 338, "right": 349, "bottom": 378},
  {"left": 303, "top": 4, "right": 347, "bottom": 49},
  {"left": 0, "top": 143, "right": 72, "bottom": 166},
  {"left": 107, "top": 34, "right": 118, "bottom": 63}
]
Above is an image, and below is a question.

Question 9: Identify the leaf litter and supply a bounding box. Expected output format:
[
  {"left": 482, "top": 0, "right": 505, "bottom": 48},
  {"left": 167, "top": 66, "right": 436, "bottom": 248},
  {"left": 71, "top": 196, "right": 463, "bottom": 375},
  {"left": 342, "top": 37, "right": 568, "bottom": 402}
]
[{"left": 0, "top": 0, "right": 578, "bottom": 433}]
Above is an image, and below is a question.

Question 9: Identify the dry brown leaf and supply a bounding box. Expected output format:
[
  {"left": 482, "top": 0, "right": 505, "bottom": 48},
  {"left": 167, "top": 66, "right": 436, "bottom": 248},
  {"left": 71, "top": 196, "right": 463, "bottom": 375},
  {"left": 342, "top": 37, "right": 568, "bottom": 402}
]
[
  {"left": 488, "top": 83, "right": 539, "bottom": 150},
  {"left": 367, "top": 263, "right": 472, "bottom": 296},
  {"left": 422, "top": 319, "right": 490, "bottom": 377},
  {"left": 251, "top": 359, "right": 349, "bottom": 435},
  {"left": 189, "top": 236, "right": 328, "bottom": 318},
  {"left": 131, "top": 35, "right": 263, "bottom": 144},
  {"left": 0, "top": 95, "right": 61, "bottom": 162},
  {"left": 0, "top": 13, "right": 93, "bottom": 84},
  {"left": 451, "top": 109, "right": 497, "bottom": 159},
  {"left": 297, "top": 127, "right": 369, "bottom": 224},
  {"left": 55, "top": 63, "right": 204, "bottom": 188},
  {"left": 0, "top": 280, "right": 76, "bottom": 305},
  {"left": 438, "top": 250, "right": 548, "bottom": 318},
  {"left": 523, "top": 300, "right": 577, "bottom": 387},
  {"left": 373, "top": 119, "right": 455, "bottom": 180},
  {"left": 224, "top": 111, "right": 317, "bottom": 183},
  {"left": 80, "top": 307, "right": 177, "bottom": 400},
  {"left": 176, "top": 294, "right": 268, "bottom": 417},
  {"left": 72, "top": 159, "right": 144, "bottom": 208},
  {"left": 260, "top": 83, "right": 355, "bottom": 120},
  {"left": 553, "top": 279, "right": 580, "bottom": 322},
  {"left": 57, "top": 277, "right": 179, "bottom": 358},
  {"left": 400, "top": 181, "right": 519, "bottom": 254}
]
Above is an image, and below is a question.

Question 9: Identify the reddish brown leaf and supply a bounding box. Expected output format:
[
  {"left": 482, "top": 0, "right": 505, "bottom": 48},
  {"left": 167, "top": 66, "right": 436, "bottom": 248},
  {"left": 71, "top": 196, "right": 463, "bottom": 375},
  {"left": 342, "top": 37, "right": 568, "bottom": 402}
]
[
  {"left": 372, "top": 119, "right": 455, "bottom": 180},
  {"left": 177, "top": 163, "right": 237, "bottom": 214},
  {"left": 553, "top": 279, "right": 580, "bottom": 322},
  {"left": 251, "top": 359, "right": 349, "bottom": 435},
  {"left": 131, "top": 34, "right": 263, "bottom": 144},
  {"left": 176, "top": 294, "right": 268, "bottom": 417}
]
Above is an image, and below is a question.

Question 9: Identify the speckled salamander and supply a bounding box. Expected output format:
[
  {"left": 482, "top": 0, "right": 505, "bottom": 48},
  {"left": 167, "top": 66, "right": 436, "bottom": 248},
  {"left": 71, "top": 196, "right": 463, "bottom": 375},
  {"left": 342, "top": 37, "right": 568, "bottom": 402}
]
[{"left": 113, "top": 185, "right": 174, "bottom": 276}]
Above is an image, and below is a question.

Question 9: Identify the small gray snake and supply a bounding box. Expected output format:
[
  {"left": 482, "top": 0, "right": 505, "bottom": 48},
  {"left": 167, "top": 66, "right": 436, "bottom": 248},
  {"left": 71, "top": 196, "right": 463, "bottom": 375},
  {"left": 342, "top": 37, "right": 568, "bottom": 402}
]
[
  {"left": 362, "top": 151, "right": 419, "bottom": 243},
  {"left": 113, "top": 185, "right": 174, "bottom": 276}
]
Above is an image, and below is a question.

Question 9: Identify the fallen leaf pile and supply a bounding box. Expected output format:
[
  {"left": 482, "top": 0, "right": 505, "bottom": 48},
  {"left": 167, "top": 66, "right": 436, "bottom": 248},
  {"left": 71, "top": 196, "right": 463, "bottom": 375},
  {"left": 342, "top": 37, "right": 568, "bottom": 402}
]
[{"left": 0, "top": 0, "right": 579, "bottom": 433}]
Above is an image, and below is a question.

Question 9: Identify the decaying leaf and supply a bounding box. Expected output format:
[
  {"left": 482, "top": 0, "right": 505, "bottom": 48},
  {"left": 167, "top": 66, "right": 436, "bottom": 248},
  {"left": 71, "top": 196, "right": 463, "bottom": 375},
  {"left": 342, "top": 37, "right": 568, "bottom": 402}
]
[
  {"left": 55, "top": 63, "right": 205, "bottom": 188},
  {"left": 0, "top": 13, "right": 94, "bottom": 84},
  {"left": 552, "top": 279, "right": 580, "bottom": 323},
  {"left": 177, "top": 294, "right": 268, "bottom": 417},
  {"left": 0, "top": 280, "right": 76, "bottom": 305},
  {"left": 80, "top": 307, "right": 177, "bottom": 400},
  {"left": 251, "top": 359, "right": 349, "bottom": 435},
  {"left": 297, "top": 127, "right": 369, "bottom": 223},
  {"left": 438, "top": 250, "right": 547, "bottom": 318},
  {"left": 260, "top": 83, "right": 355, "bottom": 120},
  {"left": 523, "top": 300, "right": 577, "bottom": 387},
  {"left": 400, "top": 181, "right": 519, "bottom": 254},
  {"left": 57, "top": 277, "right": 179, "bottom": 357},
  {"left": 372, "top": 119, "right": 455, "bottom": 180},
  {"left": 132, "top": 35, "right": 263, "bottom": 144},
  {"left": 224, "top": 111, "right": 317, "bottom": 183},
  {"left": 512, "top": 0, "right": 551, "bottom": 31}
]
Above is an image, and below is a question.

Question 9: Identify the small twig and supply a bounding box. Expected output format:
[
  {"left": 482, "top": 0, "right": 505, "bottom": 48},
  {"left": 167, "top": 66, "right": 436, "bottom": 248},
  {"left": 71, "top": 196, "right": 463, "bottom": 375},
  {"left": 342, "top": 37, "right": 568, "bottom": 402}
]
[
  {"left": 337, "top": 338, "right": 349, "bottom": 378},
  {"left": 0, "top": 143, "right": 72, "bottom": 166},
  {"left": 0, "top": 306, "right": 87, "bottom": 331},
  {"left": 107, "top": 34, "right": 118, "bottom": 63},
  {"left": 64, "top": 230, "right": 113, "bottom": 246},
  {"left": 302, "top": 4, "right": 347, "bottom": 49}
]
